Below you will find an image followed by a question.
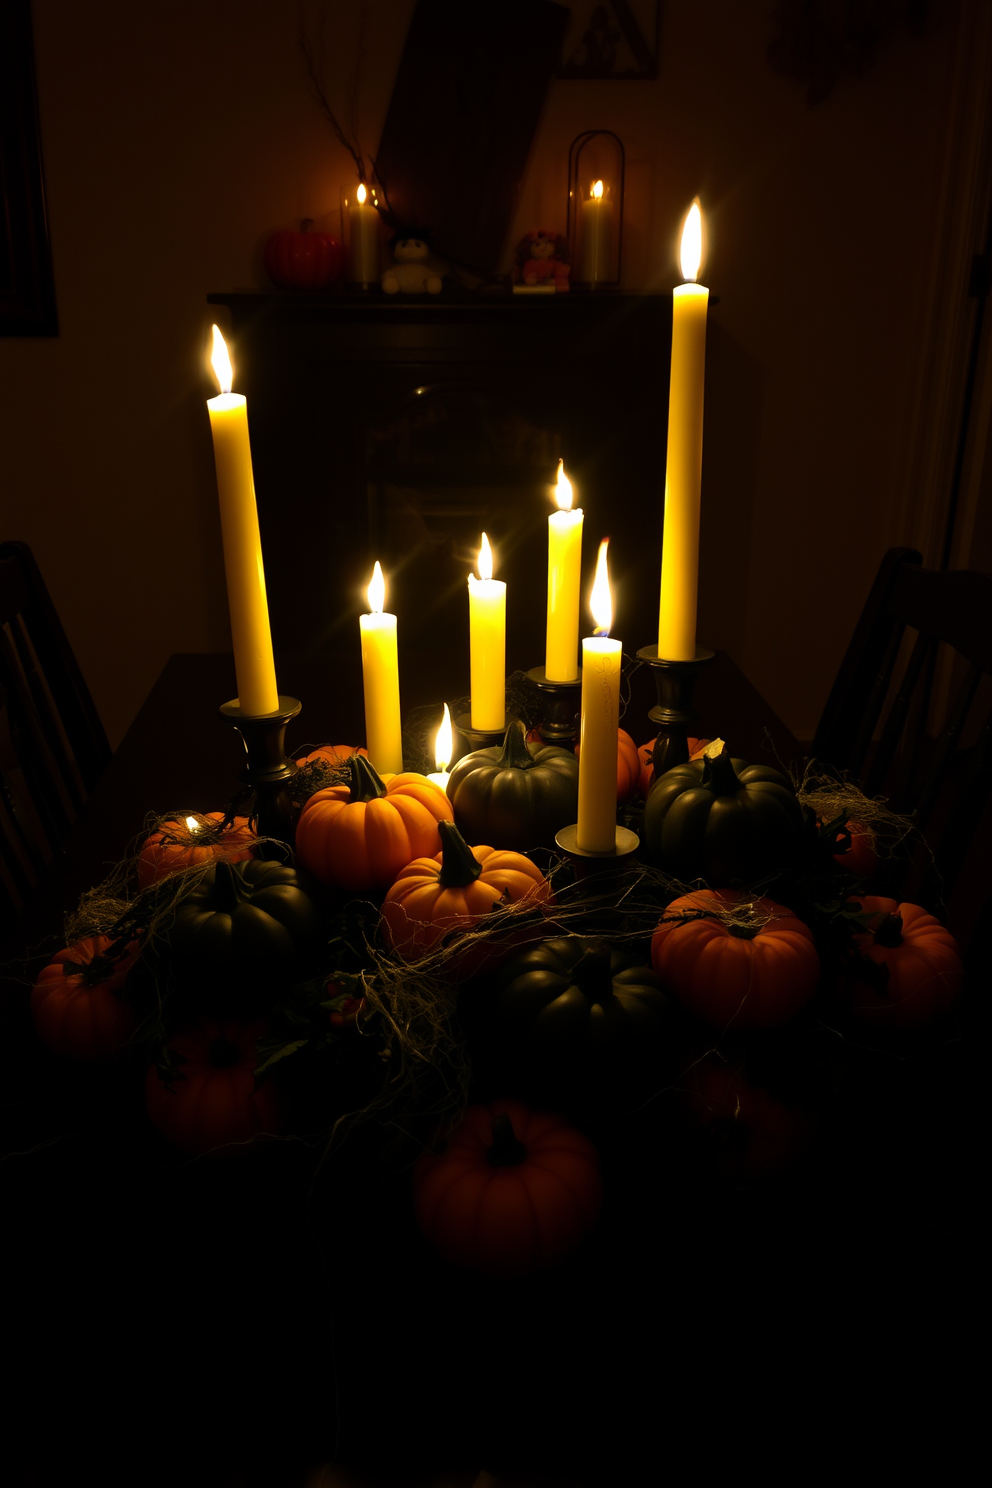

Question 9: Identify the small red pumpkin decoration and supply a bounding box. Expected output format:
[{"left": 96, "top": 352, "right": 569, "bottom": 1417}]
[
  {"left": 263, "top": 219, "right": 344, "bottom": 290},
  {"left": 651, "top": 889, "right": 820, "bottom": 1030},
  {"left": 678, "top": 1054, "right": 816, "bottom": 1185},
  {"left": 843, "top": 896, "right": 961, "bottom": 1029},
  {"left": 295, "top": 754, "right": 453, "bottom": 893},
  {"left": 136, "top": 812, "right": 255, "bottom": 889},
  {"left": 294, "top": 743, "right": 368, "bottom": 771},
  {"left": 413, "top": 1098, "right": 602, "bottom": 1278},
  {"left": 637, "top": 736, "right": 711, "bottom": 798},
  {"left": 145, "top": 1017, "right": 285, "bottom": 1155},
  {"left": 31, "top": 936, "right": 140, "bottom": 1061},
  {"left": 380, "top": 819, "right": 552, "bottom": 964},
  {"left": 574, "top": 727, "right": 641, "bottom": 803},
  {"left": 825, "top": 819, "right": 877, "bottom": 879}
]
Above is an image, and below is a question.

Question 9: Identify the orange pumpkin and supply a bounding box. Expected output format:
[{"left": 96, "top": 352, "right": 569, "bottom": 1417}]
[
  {"left": 145, "top": 1017, "right": 285, "bottom": 1155},
  {"left": 678, "top": 1053, "right": 816, "bottom": 1185},
  {"left": 843, "top": 896, "right": 961, "bottom": 1029},
  {"left": 574, "top": 727, "right": 641, "bottom": 803},
  {"left": 295, "top": 754, "right": 453, "bottom": 893},
  {"left": 824, "top": 819, "right": 877, "bottom": 879},
  {"left": 136, "top": 812, "right": 255, "bottom": 889},
  {"left": 651, "top": 889, "right": 820, "bottom": 1030},
  {"left": 294, "top": 743, "right": 368, "bottom": 771},
  {"left": 31, "top": 936, "right": 141, "bottom": 1061},
  {"left": 381, "top": 819, "right": 552, "bottom": 961},
  {"left": 637, "top": 735, "right": 710, "bottom": 797}
]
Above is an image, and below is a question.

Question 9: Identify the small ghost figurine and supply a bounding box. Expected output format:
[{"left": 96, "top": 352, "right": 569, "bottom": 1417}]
[{"left": 381, "top": 235, "right": 444, "bottom": 295}]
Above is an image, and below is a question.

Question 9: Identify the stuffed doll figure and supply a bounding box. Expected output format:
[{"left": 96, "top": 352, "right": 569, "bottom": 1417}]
[
  {"left": 512, "top": 230, "right": 570, "bottom": 292},
  {"left": 381, "top": 236, "right": 445, "bottom": 294}
]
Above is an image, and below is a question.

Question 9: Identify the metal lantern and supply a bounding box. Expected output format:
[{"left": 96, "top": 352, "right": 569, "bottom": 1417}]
[{"left": 567, "top": 131, "right": 625, "bottom": 290}]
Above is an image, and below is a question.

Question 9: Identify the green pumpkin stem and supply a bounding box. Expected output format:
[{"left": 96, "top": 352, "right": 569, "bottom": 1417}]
[
  {"left": 488, "top": 1112, "right": 527, "bottom": 1167},
  {"left": 350, "top": 753, "right": 389, "bottom": 802},
  {"left": 498, "top": 720, "right": 535, "bottom": 772},
  {"left": 569, "top": 942, "right": 614, "bottom": 998},
  {"left": 700, "top": 748, "right": 742, "bottom": 797},
  {"left": 436, "top": 820, "right": 483, "bottom": 888},
  {"left": 211, "top": 859, "right": 250, "bottom": 913},
  {"left": 873, "top": 912, "right": 904, "bottom": 948}
]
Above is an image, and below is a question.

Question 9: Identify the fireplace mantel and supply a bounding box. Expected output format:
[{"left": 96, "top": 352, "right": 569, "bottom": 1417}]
[{"left": 208, "top": 292, "right": 672, "bottom": 669}]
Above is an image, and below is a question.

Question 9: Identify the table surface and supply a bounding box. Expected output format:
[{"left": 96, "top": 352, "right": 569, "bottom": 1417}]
[{"left": 1, "top": 652, "right": 983, "bottom": 1482}]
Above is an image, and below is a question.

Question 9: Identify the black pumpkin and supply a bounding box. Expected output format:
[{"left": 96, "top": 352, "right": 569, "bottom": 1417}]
[
  {"left": 483, "top": 935, "right": 678, "bottom": 1109},
  {"left": 165, "top": 859, "right": 327, "bottom": 1012},
  {"left": 446, "top": 720, "right": 579, "bottom": 850},
  {"left": 643, "top": 747, "right": 805, "bottom": 886}
]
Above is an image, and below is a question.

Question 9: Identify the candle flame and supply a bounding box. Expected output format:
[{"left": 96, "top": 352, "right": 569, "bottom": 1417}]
[
  {"left": 680, "top": 200, "right": 703, "bottom": 283},
  {"left": 591, "top": 179, "right": 604, "bottom": 200},
  {"left": 367, "top": 560, "right": 385, "bottom": 614},
  {"left": 434, "top": 702, "right": 452, "bottom": 774},
  {"left": 554, "top": 459, "right": 574, "bottom": 512},
  {"left": 185, "top": 815, "right": 200, "bottom": 833},
  {"left": 590, "top": 538, "right": 612, "bottom": 637},
  {"left": 357, "top": 181, "right": 367, "bottom": 205},
  {"left": 477, "top": 533, "right": 494, "bottom": 581},
  {"left": 210, "top": 325, "right": 233, "bottom": 394}
]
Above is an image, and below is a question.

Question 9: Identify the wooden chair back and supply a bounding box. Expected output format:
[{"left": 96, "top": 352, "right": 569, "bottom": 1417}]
[
  {"left": 812, "top": 547, "right": 992, "bottom": 960},
  {"left": 1, "top": 541, "right": 111, "bottom": 934}
]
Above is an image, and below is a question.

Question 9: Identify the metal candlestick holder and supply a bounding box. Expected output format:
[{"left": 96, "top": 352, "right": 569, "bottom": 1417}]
[
  {"left": 452, "top": 711, "right": 516, "bottom": 764},
  {"left": 554, "top": 823, "right": 640, "bottom": 882},
  {"left": 526, "top": 666, "right": 582, "bottom": 747},
  {"left": 635, "top": 646, "right": 714, "bottom": 779},
  {"left": 220, "top": 695, "right": 301, "bottom": 853}
]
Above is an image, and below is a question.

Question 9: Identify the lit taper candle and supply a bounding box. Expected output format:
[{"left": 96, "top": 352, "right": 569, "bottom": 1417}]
[
  {"left": 427, "top": 702, "right": 452, "bottom": 790},
  {"left": 468, "top": 533, "right": 506, "bottom": 731},
  {"left": 659, "top": 200, "right": 709, "bottom": 660},
  {"left": 577, "top": 539, "right": 622, "bottom": 853},
  {"left": 206, "top": 325, "right": 279, "bottom": 716},
  {"left": 545, "top": 460, "right": 584, "bottom": 682},
  {"left": 359, "top": 561, "right": 404, "bottom": 774}
]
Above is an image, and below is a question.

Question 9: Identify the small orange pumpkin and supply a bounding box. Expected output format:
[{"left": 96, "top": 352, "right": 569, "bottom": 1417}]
[
  {"left": 294, "top": 743, "right": 368, "bottom": 771},
  {"left": 843, "top": 896, "right": 961, "bottom": 1029},
  {"left": 145, "top": 1017, "right": 285, "bottom": 1155},
  {"left": 136, "top": 812, "right": 255, "bottom": 889},
  {"left": 637, "top": 735, "right": 710, "bottom": 797},
  {"left": 31, "top": 936, "right": 141, "bottom": 1061},
  {"left": 381, "top": 819, "right": 552, "bottom": 961},
  {"left": 295, "top": 754, "right": 453, "bottom": 893}
]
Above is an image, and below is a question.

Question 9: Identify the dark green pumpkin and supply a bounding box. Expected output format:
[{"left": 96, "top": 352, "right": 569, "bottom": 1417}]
[
  {"left": 483, "top": 935, "right": 678, "bottom": 1108},
  {"left": 643, "top": 748, "right": 805, "bottom": 886},
  {"left": 166, "top": 859, "right": 327, "bottom": 1012},
  {"left": 447, "top": 720, "right": 579, "bottom": 850}
]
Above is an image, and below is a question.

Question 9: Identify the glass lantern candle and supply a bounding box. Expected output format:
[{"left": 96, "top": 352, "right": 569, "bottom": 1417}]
[
  {"left": 567, "top": 132, "right": 625, "bottom": 291},
  {"left": 340, "top": 180, "right": 382, "bottom": 288}
]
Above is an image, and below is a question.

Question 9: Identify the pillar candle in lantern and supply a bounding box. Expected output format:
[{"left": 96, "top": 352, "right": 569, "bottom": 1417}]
[
  {"left": 581, "top": 179, "right": 613, "bottom": 284},
  {"left": 359, "top": 561, "right": 404, "bottom": 774},
  {"left": 545, "top": 460, "right": 584, "bottom": 682},
  {"left": 659, "top": 200, "right": 709, "bottom": 660},
  {"left": 206, "top": 325, "right": 279, "bottom": 716},
  {"left": 348, "top": 182, "right": 379, "bottom": 285},
  {"left": 468, "top": 533, "right": 506, "bottom": 732},
  {"left": 577, "top": 539, "right": 622, "bottom": 853},
  {"left": 427, "top": 702, "right": 452, "bottom": 790}
]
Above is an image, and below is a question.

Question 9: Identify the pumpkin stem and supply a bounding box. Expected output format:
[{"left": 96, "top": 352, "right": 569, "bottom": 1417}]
[
  {"left": 727, "top": 922, "right": 761, "bottom": 941},
  {"left": 208, "top": 1036, "right": 242, "bottom": 1068},
  {"left": 437, "top": 820, "right": 484, "bottom": 888},
  {"left": 488, "top": 1112, "right": 527, "bottom": 1167},
  {"left": 350, "top": 753, "right": 389, "bottom": 802},
  {"left": 568, "top": 942, "right": 614, "bottom": 999},
  {"left": 700, "top": 748, "right": 742, "bottom": 797},
  {"left": 873, "top": 912, "right": 904, "bottom": 948},
  {"left": 498, "top": 719, "right": 535, "bottom": 772},
  {"left": 210, "top": 859, "right": 251, "bottom": 913}
]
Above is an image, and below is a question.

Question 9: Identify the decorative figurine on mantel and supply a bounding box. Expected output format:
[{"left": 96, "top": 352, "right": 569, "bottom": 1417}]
[
  {"left": 512, "top": 229, "right": 571, "bottom": 293},
  {"left": 381, "top": 233, "right": 446, "bottom": 294}
]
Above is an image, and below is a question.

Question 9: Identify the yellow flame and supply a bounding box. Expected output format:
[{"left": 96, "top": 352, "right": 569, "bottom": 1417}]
[
  {"left": 434, "top": 702, "right": 452, "bottom": 774},
  {"left": 591, "top": 179, "right": 604, "bottom": 200},
  {"left": 590, "top": 538, "right": 612, "bottom": 636},
  {"left": 357, "top": 181, "right": 367, "bottom": 205},
  {"left": 477, "top": 533, "right": 493, "bottom": 581},
  {"left": 210, "top": 324, "right": 233, "bottom": 394},
  {"left": 554, "top": 459, "right": 573, "bottom": 512},
  {"left": 185, "top": 815, "right": 200, "bottom": 833},
  {"left": 367, "top": 560, "right": 385, "bottom": 614},
  {"left": 680, "top": 199, "right": 703, "bottom": 283}
]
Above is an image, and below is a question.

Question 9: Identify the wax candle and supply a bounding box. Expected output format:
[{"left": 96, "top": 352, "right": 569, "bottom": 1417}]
[
  {"left": 545, "top": 460, "right": 584, "bottom": 682},
  {"left": 348, "top": 182, "right": 379, "bottom": 285},
  {"left": 427, "top": 702, "right": 452, "bottom": 790},
  {"left": 468, "top": 533, "right": 506, "bottom": 732},
  {"left": 658, "top": 200, "right": 709, "bottom": 660},
  {"left": 359, "top": 561, "right": 404, "bottom": 774},
  {"left": 581, "top": 180, "right": 613, "bottom": 284},
  {"left": 206, "top": 326, "right": 279, "bottom": 716},
  {"left": 577, "top": 539, "right": 622, "bottom": 853}
]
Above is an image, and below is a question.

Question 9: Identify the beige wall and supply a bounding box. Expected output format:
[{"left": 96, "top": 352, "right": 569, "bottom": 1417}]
[{"left": 1, "top": 0, "right": 985, "bottom": 747}]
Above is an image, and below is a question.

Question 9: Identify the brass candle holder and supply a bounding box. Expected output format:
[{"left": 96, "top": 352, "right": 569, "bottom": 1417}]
[
  {"left": 526, "top": 666, "right": 582, "bottom": 747},
  {"left": 635, "top": 646, "right": 714, "bottom": 779},
  {"left": 220, "top": 695, "right": 301, "bottom": 853}
]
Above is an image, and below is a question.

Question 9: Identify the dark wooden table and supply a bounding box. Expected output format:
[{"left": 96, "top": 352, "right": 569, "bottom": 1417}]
[{"left": 1, "top": 652, "right": 982, "bottom": 1485}]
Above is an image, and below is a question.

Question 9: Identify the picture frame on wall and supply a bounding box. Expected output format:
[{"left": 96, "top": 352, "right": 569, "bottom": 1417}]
[
  {"left": 558, "top": 0, "right": 660, "bottom": 80},
  {"left": 1, "top": 0, "right": 59, "bottom": 336}
]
